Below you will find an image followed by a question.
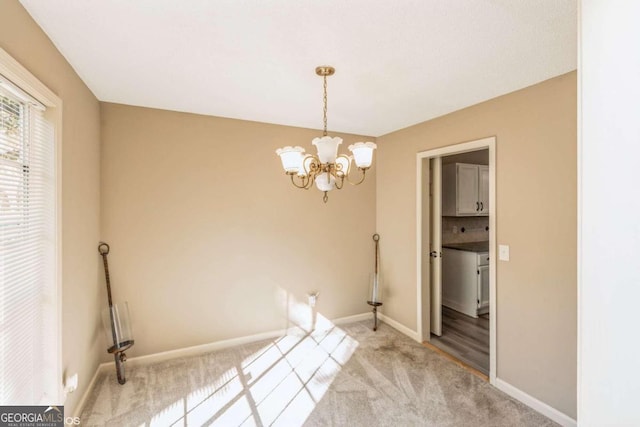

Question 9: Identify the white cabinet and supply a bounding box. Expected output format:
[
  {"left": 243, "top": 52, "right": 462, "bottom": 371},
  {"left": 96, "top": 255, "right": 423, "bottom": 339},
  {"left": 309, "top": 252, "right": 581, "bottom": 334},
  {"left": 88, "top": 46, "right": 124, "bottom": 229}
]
[
  {"left": 442, "top": 163, "right": 489, "bottom": 216},
  {"left": 442, "top": 248, "right": 489, "bottom": 318},
  {"left": 477, "top": 264, "right": 489, "bottom": 314},
  {"left": 478, "top": 166, "right": 489, "bottom": 215}
]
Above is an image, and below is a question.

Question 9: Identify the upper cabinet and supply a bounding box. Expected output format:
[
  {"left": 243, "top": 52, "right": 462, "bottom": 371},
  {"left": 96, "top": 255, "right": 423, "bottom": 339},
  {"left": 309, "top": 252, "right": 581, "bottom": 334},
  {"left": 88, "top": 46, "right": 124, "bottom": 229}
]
[
  {"left": 442, "top": 163, "right": 489, "bottom": 216},
  {"left": 478, "top": 165, "right": 489, "bottom": 214}
]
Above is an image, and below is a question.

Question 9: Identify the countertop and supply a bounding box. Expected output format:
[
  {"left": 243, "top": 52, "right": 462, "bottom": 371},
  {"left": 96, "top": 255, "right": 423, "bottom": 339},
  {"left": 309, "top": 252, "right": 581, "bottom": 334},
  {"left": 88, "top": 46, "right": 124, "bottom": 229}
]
[{"left": 442, "top": 241, "right": 489, "bottom": 253}]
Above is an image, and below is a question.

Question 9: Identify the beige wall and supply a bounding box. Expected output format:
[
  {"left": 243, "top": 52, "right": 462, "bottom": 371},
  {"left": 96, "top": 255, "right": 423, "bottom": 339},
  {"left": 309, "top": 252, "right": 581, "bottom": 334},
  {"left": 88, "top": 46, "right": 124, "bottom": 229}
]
[
  {"left": 376, "top": 72, "right": 577, "bottom": 417},
  {"left": 0, "top": 1, "right": 102, "bottom": 415},
  {"left": 100, "top": 103, "right": 376, "bottom": 358}
]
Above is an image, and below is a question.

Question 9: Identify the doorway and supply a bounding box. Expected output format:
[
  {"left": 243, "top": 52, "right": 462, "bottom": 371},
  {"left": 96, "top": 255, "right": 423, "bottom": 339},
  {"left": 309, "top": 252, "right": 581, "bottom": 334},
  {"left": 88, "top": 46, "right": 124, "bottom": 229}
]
[{"left": 416, "top": 136, "right": 496, "bottom": 384}]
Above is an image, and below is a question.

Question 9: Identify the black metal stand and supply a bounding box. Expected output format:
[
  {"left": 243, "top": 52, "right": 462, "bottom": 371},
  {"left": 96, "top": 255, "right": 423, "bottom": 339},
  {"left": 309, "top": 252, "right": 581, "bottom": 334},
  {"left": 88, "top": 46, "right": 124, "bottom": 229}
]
[{"left": 367, "top": 301, "right": 383, "bottom": 331}]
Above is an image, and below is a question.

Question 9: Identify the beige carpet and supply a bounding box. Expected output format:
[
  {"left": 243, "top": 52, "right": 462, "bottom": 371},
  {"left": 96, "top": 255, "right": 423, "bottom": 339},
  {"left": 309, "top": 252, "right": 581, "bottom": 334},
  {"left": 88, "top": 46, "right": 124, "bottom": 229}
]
[{"left": 79, "top": 320, "right": 557, "bottom": 426}]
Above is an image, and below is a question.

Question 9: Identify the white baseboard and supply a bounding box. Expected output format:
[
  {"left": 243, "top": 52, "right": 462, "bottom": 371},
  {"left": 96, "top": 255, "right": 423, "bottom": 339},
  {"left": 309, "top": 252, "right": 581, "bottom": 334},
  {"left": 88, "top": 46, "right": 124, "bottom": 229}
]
[
  {"left": 71, "top": 362, "right": 108, "bottom": 419},
  {"left": 72, "top": 311, "right": 371, "bottom": 418},
  {"left": 99, "top": 312, "right": 372, "bottom": 370},
  {"left": 333, "top": 312, "right": 370, "bottom": 325},
  {"left": 495, "top": 378, "right": 576, "bottom": 427},
  {"left": 117, "top": 328, "right": 288, "bottom": 368},
  {"left": 378, "top": 313, "right": 421, "bottom": 342}
]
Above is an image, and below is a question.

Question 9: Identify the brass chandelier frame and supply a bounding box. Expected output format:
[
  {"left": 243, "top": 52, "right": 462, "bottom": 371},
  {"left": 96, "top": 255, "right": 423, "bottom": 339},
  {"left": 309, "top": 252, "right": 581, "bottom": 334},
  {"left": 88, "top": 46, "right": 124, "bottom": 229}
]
[
  {"left": 287, "top": 153, "right": 368, "bottom": 201},
  {"left": 281, "top": 66, "right": 372, "bottom": 203}
]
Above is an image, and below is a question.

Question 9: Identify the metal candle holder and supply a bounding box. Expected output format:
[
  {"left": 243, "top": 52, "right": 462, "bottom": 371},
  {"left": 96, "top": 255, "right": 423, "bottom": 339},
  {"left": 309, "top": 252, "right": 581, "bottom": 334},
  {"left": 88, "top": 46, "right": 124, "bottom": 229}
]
[
  {"left": 99, "top": 242, "right": 134, "bottom": 384},
  {"left": 367, "top": 233, "right": 383, "bottom": 331}
]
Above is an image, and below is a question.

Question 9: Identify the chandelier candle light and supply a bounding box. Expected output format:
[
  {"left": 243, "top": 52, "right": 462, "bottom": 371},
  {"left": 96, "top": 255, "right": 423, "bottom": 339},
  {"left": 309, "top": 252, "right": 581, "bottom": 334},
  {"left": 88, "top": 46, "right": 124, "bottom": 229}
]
[{"left": 276, "top": 66, "right": 376, "bottom": 203}]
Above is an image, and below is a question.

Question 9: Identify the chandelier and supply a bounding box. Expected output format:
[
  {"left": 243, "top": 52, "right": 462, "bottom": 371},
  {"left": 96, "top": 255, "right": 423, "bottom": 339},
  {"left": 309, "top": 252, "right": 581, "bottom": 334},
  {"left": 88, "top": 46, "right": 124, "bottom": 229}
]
[{"left": 276, "top": 66, "right": 376, "bottom": 203}]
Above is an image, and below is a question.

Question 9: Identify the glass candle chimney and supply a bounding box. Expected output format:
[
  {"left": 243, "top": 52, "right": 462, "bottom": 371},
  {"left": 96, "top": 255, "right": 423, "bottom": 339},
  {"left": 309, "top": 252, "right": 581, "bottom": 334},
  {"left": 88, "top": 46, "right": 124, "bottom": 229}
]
[
  {"left": 102, "top": 302, "right": 134, "bottom": 352},
  {"left": 368, "top": 272, "right": 383, "bottom": 304}
]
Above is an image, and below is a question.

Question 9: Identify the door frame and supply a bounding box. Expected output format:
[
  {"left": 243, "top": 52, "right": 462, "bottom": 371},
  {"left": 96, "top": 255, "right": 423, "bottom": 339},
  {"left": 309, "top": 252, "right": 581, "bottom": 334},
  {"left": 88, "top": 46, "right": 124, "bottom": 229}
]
[
  {"left": 429, "top": 157, "right": 442, "bottom": 336},
  {"left": 416, "top": 136, "right": 497, "bottom": 384}
]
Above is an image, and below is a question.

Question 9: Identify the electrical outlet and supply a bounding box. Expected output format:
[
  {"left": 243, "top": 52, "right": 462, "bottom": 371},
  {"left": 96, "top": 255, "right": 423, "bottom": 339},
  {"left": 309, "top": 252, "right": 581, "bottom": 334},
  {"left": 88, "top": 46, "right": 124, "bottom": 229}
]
[
  {"left": 64, "top": 373, "right": 78, "bottom": 394},
  {"left": 452, "top": 226, "right": 458, "bottom": 234},
  {"left": 308, "top": 292, "right": 319, "bottom": 307}
]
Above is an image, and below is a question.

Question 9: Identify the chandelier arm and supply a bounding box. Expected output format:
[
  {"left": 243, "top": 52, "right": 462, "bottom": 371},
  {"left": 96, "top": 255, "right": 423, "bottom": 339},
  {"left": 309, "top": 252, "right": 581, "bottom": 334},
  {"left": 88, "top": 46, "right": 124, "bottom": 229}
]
[
  {"left": 303, "top": 154, "right": 321, "bottom": 176},
  {"left": 290, "top": 173, "right": 310, "bottom": 189},
  {"left": 345, "top": 167, "right": 368, "bottom": 186},
  {"left": 305, "top": 171, "right": 318, "bottom": 189},
  {"left": 335, "top": 154, "right": 350, "bottom": 176},
  {"left": 334, "top": 174, "right": 345, "bottom": 190}
]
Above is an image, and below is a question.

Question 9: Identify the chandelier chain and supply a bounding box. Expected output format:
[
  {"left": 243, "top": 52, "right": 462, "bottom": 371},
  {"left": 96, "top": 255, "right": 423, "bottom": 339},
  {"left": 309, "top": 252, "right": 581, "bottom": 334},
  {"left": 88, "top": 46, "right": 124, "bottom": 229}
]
[{"left": 323, "top": 75, "right": 328, "bottom": 136}]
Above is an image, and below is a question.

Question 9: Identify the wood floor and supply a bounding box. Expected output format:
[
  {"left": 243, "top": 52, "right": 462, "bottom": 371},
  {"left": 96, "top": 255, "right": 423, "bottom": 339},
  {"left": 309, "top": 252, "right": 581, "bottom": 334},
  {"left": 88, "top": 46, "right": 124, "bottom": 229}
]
[{"left": 429, "top": 305, "right": 489, "bottom": 375}]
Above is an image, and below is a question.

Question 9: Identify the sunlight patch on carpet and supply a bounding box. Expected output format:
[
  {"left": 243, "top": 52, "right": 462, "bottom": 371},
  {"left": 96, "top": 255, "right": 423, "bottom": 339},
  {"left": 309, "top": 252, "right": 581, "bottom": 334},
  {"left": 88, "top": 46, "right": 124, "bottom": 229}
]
[{"left": 147, "top": 314, "right": 358, "bottom": 426}]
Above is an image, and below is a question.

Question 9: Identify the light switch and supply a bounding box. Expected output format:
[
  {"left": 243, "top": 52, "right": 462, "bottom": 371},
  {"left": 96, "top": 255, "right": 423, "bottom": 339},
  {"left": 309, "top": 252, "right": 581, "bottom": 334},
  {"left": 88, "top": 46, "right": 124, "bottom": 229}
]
[{"left": 499, "top": 245, "right": 510, "bottom": 261}]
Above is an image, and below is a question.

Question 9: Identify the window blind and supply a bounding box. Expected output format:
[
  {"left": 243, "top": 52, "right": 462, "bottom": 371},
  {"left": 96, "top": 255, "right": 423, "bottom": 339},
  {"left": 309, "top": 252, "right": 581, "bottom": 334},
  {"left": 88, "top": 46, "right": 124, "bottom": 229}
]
[{"left": 0, "top": 76, "right": 56, "bottom": 405}]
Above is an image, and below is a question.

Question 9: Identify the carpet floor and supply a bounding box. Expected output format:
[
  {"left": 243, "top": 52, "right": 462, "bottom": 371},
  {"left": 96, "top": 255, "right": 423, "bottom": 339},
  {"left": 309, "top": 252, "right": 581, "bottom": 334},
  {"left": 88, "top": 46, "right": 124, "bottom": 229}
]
[{"left": 79, "top": 320, "right": 557, "bottom": 426}]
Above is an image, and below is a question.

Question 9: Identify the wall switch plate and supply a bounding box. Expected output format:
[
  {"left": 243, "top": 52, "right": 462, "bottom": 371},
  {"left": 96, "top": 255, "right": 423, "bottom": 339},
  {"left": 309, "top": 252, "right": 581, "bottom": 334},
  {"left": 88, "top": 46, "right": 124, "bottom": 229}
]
[{"left": 499, "top": 245, "right": 510, "bottom": 261}]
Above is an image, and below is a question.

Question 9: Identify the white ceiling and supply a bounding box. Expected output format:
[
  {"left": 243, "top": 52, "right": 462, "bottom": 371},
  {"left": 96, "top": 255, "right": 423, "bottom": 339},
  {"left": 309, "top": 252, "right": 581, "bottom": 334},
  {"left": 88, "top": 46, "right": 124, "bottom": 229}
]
[{"left": 20, "top": 0, "right": 576, "bottom": 137}]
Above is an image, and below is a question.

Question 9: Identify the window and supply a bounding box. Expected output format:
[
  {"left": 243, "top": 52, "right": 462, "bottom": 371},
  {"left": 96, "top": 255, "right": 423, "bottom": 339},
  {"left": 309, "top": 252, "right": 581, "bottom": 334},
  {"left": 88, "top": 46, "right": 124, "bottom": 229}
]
[{"left": 0, "top": 69, "right": 59, "bottom": 405}]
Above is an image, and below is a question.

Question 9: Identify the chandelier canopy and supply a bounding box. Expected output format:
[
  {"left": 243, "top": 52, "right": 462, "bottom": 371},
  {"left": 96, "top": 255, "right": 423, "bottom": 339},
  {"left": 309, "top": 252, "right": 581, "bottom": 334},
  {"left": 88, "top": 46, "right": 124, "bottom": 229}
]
[{"left": 276, "top": 66, "right": 376, "bottom": 203}]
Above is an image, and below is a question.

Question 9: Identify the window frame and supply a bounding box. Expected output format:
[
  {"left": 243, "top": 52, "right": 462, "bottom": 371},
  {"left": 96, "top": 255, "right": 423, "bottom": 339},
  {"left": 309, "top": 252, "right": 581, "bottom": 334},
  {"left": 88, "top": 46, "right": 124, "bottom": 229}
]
[{"left": 0, "top": 47, "right": 63, "bottom": 404}]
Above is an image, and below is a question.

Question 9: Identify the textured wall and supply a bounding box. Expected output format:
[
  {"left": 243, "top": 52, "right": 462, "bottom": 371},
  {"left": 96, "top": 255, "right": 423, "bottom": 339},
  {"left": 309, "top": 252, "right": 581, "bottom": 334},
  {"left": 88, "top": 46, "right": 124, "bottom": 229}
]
[
  {"left": 0, "top": 1, "right": 102, "bottom": 415},
  {"left": 100, "top": 103, "right": 376, "bottom": 357},
  {"left": 376, "top": 72, "right": 577, "bottom": 418}
]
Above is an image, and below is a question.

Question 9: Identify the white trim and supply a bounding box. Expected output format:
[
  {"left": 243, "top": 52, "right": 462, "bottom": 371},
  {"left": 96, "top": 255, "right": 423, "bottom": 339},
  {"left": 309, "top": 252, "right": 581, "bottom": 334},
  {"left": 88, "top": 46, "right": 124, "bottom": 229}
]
[
  {"left": 495, "top": 378, "right": 576, "bottom": 427},
  {"left": 120, "top": 329, "right": 288, "bottom": 368},
  {"left": 415, "top": 136, "right": 497, "bottom": 385},
  {"left": 416, "top": 137, "right": 496, "bottom": 159},
  {"left": 488, "top": 139, "right": 497, "bottom": 384},
  {"left": 71, "top": 363, "right": 105, "bottom": 419},
  {"left": 378, "top": 313, "right": 421, "bottom": 342},
  {"left": 72, "top": 312, "right": 372, "bottom": 417},
  {"left": 416, "top": 154, "right": 424, "bottom": 342},
  {"left": 0, "top": 47, "right": 64, "bottom": 403},
  {"left": 0, "top": 48, "right": 61, "bottom": 107},
  {"left": 332, "top": 312, "right": 371, "bottom": 325}
]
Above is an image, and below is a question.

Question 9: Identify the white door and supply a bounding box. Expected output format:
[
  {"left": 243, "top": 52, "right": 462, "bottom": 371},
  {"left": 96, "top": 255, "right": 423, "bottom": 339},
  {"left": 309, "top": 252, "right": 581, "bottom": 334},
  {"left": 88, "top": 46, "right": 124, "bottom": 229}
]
[
  {"left": 479, "top": 166, "right": 489, "bottom": 215},
  {"left": 430, "top": 157, "right": 442, "bottom": 336},
  {"left": 420, "top": 158, "right": 431, "bottom": 340},
  {"left": 456, "top": 164, "right": 479, "bottom": 215}
]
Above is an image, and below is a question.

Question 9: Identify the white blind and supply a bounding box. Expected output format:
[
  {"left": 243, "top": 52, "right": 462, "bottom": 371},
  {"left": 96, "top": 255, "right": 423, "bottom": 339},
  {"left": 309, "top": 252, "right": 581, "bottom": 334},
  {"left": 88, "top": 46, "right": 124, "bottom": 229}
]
[{"left": 0, "top": 77, "right": 56, "bottom": 405}]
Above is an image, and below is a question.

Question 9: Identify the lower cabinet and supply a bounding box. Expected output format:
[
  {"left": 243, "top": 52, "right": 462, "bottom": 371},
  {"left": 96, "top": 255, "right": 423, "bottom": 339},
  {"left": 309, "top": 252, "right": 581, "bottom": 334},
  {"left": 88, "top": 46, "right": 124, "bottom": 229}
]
[{"left": 442, "top": 248, "right": 489, "bottom": 318}]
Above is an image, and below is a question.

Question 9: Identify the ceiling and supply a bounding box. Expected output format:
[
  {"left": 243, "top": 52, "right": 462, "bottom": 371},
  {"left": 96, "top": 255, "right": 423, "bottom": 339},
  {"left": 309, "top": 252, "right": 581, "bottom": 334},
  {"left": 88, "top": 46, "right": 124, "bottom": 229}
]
[{"left": 20, "top": 0, "right": 576, "bottom": 137}]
